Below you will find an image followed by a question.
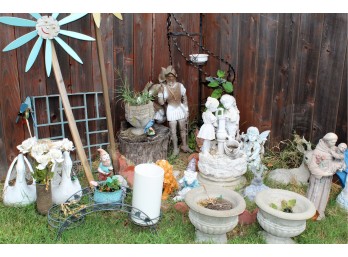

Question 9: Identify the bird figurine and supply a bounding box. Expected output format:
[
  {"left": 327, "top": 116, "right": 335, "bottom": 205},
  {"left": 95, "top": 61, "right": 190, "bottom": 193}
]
[
  {"left": 144, "top": 119, "right": 155, "bottom": 135},
  {"left": 16, "top": 97, "right": 35, "bottom": 137}
]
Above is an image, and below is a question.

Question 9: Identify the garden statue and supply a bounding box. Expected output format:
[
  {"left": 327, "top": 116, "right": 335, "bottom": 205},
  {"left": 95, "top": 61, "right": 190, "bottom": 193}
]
[
  {"left": 155, "top": 159, "right": 178, "bottom": 200},
  {"left": 241, "top": 127, "right": 270, "bottom": 201},
  {"left": 97, "top": 148, "right": 113, "bottom": 181},
  {"left": 197, "top": 96, "right": 248, "bottom": 190},
  {"left": 157, "top": 65, "right": 192, "bottom": 156},
  {"left": 305, "top": 132, "right": 346, "bottom": 220},
  {"left": 3, "top": 153, "right": 36, "bottom": 206},
  {"left": 220, "top": 94, "right": 240, "bottom": 140},
  {"left": 268, "top": 135, "right": 312, "bottom": 185},
  {"left": 173, "top": 158, "right": 200, "bottom": 202},
  {"left": 197, "top": 97, "right": 219, "bottom": 154},
  {"left": 336, "top": 148, "right": 348, "bottom": 211},
  {"left": 143, "top": 80, "right": 166, "bottom": 124}
]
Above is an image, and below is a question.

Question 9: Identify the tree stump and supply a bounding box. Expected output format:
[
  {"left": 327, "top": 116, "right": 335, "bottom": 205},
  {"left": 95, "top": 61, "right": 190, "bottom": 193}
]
[{"left": 118, "top": 124, "right": 170, "bottom": 165}]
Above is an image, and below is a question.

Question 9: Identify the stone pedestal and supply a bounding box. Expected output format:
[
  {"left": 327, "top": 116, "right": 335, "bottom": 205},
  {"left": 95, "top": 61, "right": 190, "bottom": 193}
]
[
  {"left": 118, "top": 124, "right": 170, "bottom": 165},
  {"left": 197, "top": 152, "right": 247, "bottom": 190}
]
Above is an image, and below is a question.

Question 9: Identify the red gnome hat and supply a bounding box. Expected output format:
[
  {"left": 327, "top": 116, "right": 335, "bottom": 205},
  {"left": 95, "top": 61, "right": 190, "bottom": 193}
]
[{"left": 97, "top": 148, "right": 109, "bottom": 160}]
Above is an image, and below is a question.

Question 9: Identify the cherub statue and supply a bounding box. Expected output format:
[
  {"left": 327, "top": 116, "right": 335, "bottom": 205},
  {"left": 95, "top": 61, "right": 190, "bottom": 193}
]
[
  {"left": 305, "top": 133, "right": 346, "bottom": 220},
  {"left": 157, "top": 66, "right": 192, "bottom": 155},
  {"left": 220, "top": 94, "right": 240, "bottom": 140},
  {"left": 173, "top": 158, "right": 199, "bottom": 202},
  {"left": 197, "top": 97, "right": 219, "bottom": 154},
  {"left": 241, "top": 127, "right": 270, "bottom": 172},
  {"left": 97, "top": 148, "right": 113, "bottom": 181},
  {"left": 330, "top": 143, "right": 347, "bottom": 160}
]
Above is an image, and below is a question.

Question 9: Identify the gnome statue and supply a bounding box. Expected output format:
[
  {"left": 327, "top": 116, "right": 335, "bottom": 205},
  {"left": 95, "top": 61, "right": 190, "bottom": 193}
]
[{"left": 97, "top": 148, "right": 113, "bottom": 181}]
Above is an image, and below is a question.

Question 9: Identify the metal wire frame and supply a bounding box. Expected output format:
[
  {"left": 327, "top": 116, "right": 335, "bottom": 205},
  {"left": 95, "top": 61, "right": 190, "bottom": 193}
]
[
  {"left": 31, "top": 92, "right": 109, "bottom": 167},
  {"left": 48, "top": 186, "right": 160, "bottom": 240}
]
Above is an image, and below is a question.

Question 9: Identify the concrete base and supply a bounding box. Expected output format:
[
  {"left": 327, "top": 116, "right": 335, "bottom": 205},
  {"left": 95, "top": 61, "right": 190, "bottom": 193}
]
[
  {"left": 195, "top": 229, "right": 227, "bottom": 244},
  {"left": 198, "top": 172, "right": 246, "bottom": 191},
  {"left": 259, "top": 231, "right": 295, "bottom": 244}
]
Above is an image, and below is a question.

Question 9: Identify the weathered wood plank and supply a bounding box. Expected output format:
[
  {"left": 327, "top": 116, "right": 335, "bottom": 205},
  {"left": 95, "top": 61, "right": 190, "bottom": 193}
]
[
  {"left": 0, "top": 102, "right": 9, "bottom": 180},
  {"left": 152, "top": 14, "right": 170, "bottom": 82},
  {"left": 270, "top": 14, "right": 301, "bottom": 145},
  {"left": 14, "top": 13, "right": 49, "bottom": 139},
  {"left": 134, "top": 14, "right": 153, "bottom": 92},
  {"left": 0, "top": 13, "right": 25, "bottom": 166},
  {"left": 237, "top": 14, "right": 259, "bottom": 133},
  {"left": 171, "top": 13, "right": 200, "bottom": 122},
  {"left": 292, "top": 13, "right": 324, "bottom": 142},
  {"left": 254, "top": 14, "right": 278, "bottom": 132},
  {"left": 312, "top": 13, "right": 347, "bottom": 143},
  {"left": 335, "top": 47, "right": 347, "bottom": 143}
]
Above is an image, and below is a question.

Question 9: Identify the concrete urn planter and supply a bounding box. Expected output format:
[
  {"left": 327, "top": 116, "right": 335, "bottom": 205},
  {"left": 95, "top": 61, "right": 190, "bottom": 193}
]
[
  {"left": 255, "top": 189, "right": 316, "bottom": 244},
  {"left": 185, "top": 185, "right": 246, "bottom": 243}
]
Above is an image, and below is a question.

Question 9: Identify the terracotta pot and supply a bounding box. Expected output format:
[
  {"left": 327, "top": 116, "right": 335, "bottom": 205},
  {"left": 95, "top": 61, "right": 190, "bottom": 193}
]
[
  {"left": 238, "top": 208, "right": 258, "bottom": 225},
  {"left": 36, "top": 183, "right": 53, "bottom": 215}
]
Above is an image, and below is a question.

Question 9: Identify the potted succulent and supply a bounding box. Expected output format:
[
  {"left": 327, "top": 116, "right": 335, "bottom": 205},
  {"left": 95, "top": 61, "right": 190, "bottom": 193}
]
[
  {"left": 205, "top": 70, "right": 233, "bottom": 99},
  {"left": 255, "top": 189, "right": 316, "bottom": 244},
  {"left": 116, "top": 77, "right": 154, "bottom": 135},
  {"left": 91, "top": 176, "right": 123, "bottom": 204}
]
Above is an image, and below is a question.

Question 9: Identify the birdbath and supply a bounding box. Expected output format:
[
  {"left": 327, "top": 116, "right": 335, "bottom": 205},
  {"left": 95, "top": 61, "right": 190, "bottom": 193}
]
[
  {"left": 185, "top": 185, "right": 245, "bottom": 243},
  {"left": 255, "top": 189, "right": 316, "bottom": 244}
]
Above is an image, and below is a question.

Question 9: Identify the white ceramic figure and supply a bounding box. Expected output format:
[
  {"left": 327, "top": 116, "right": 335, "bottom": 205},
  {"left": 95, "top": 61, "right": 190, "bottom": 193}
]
[
  {"left": 173, "top": 158, "right": 200, "bottom": 202},
  {"left": 51, "top": 151, "right": 82, "bottom": 204},
  {"left": 157, "top": 66, "right": 192, "bottom": 155},
  {"left": 220, "top": 94, "right": 240, "bottom": 140},
  {"left": 3, "top": 154, "right": 36, "bottom": 206},
  {"left": 241, "top": 127, "right": 270, "bottom": 172},
  {"left": 197, "top": 96, "right": 248, "bottom": 190},
  {"left": 305, "top": 133, "right": 346, "bottom": 220},
  {"left": 197, "top": 97, "right": 219, "bottom": 154}
]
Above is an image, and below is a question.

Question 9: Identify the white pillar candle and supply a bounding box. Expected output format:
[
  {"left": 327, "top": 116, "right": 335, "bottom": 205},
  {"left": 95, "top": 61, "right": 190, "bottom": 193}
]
[{"left": 131, "top": 163, "right": 164, "bottom": 225}]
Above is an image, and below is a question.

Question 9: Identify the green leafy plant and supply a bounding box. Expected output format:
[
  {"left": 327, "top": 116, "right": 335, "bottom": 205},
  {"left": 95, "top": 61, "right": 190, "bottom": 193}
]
[
  {"left": 115, "top": 69, "right": 153, "bottom": 106},
  {"left": 97, "top": 176, "right": 121, "bottom": 192},
  {"left": 206, "top": 70, "right": 233, "bottom": 99},
  {"left": 32, "top": 161, "right": 54, "bottom": 186},
  {"left": 270, "top": 199, "right": 296, "bottom": 213}
]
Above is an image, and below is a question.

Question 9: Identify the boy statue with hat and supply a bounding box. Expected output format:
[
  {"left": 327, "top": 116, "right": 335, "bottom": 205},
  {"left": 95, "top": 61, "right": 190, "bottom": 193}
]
[{"left": 157, "top": 65, "right": 192, "bottom": 156}]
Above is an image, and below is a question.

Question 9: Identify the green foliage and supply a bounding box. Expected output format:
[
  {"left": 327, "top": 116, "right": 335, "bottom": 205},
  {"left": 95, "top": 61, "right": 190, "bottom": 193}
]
[
  {"left": 32, "top": 162, "right": 54, "bottom": 186},
  {"left": 98, "top": 176, "right": 121, "bottom": 192},
  {"left": 270, "top": 199, "right": 296, "bottom": 213},
  {"left": 115, "top": 69, "right": 153, "bottom": 106},
  {"left": 206, "top": 70, "right": 234, "bottom": 99}
]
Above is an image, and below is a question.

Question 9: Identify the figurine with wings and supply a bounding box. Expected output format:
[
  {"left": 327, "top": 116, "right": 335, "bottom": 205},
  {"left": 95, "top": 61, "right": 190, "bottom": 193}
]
[{"left": 241, "top": 127, "right": 270, "bottom": 173}]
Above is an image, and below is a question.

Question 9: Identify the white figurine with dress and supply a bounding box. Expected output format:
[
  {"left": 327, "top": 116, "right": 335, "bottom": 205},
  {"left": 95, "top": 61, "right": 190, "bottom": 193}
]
[{"left": 197, "top": 97, "right": 219, "bottom": 154}]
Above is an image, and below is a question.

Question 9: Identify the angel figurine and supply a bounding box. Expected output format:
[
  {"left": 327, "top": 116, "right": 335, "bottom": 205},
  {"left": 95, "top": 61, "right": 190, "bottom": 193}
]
[{"left": 241, "top": 127, "right": 270, "bottom": 173}]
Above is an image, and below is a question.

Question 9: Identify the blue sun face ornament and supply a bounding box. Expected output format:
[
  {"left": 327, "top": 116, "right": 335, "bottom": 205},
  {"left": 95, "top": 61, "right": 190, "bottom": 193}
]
[{"left": 0, "top": 13, "right": 95, "bottom": 77}]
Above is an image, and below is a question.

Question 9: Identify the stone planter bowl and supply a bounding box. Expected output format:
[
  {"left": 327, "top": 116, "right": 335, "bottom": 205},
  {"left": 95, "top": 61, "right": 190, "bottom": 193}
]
[
  {"left": 185, "top": 185, "right": 246, "bottom": 243},
  {"left": 255, "top": 189, "right": 316, "bottom": 244},
  {"left": 125, "top": 101, "right": 154, "bottom": 135}
]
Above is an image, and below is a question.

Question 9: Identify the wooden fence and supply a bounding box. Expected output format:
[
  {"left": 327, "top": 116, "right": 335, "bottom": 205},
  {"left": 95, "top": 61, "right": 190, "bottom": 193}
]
[{"left": 0, "top": 13, "right": 347, "bottom": 179}]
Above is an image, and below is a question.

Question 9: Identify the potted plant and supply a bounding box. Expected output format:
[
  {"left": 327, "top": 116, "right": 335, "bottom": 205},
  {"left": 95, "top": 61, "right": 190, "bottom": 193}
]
[
  {"left": 255, "top": 189, "right": 316, "bottom": 243},
  {"left": 91, "top": 176, "right": 123, "bottom": 204},
  {"left": 206, "top": 70, "right": 233, "bottom": 99},
  {"left": 17, "top": 137, "right": 74, "bottom": 215},
  {"left": 116, "top": 76, "right": 154, "bottom": 135},
  {"left": 184, "top": 185, "right": 246, "bottom": 243}
]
